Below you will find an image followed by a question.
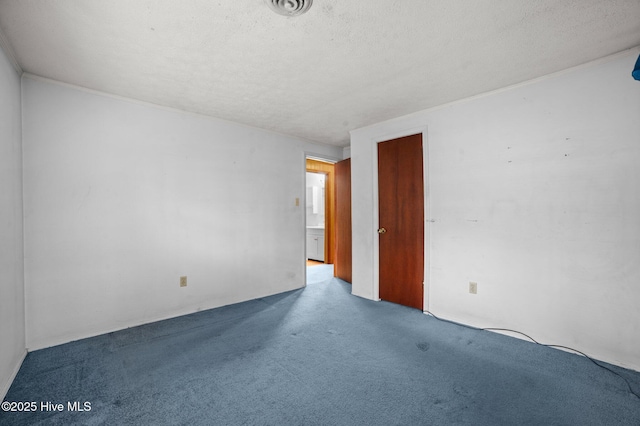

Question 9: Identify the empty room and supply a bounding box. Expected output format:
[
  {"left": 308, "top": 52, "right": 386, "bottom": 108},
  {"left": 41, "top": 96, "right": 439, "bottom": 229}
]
[{"left": 1, "top": 1, "right": 639, "bottom": 425}]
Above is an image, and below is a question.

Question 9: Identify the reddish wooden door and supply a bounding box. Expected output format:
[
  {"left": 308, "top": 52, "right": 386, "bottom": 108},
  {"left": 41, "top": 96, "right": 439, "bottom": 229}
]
[
  {"left": 335, "top": 158, "right": 352, "bottom": 283},
  {"left": 378, "top": 134, "right": 424, "bottom": 310}
]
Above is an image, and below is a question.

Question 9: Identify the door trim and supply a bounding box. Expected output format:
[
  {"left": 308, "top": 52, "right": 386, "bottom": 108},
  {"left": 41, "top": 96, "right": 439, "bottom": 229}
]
[{"left": 370, "top": 126, "right": 430, "bottom": 311}]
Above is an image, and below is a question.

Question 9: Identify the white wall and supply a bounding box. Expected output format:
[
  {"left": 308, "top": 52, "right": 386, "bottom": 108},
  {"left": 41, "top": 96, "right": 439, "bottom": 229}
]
[
  {"left": 350, "top": 50, "right": 640, "bottom": 371},
  {"left": 0, "top": 44, "right": 25, "bottom": 397},
  {"left": 22, "top": 76, "right": 342, "bottom": 350}
]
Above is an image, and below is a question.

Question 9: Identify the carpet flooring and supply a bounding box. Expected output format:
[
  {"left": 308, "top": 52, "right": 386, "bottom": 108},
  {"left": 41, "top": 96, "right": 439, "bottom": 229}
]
[{"left": 2, "top": 264, "right": 639, "bottom": 425}]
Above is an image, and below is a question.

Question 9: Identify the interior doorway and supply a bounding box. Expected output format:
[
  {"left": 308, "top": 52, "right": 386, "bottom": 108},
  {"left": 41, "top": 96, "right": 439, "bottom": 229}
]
[
  {"left": 305, "top": 158, "right": 336, "bottom": 271},
  {"left": 306, "top": 170, "right": 327, "bottom": 262}
]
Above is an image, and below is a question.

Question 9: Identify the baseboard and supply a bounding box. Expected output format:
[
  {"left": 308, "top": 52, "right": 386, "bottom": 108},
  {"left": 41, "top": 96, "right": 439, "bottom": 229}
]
[{"left": 1, "top": 349, "right": 27, "bottom": 401}]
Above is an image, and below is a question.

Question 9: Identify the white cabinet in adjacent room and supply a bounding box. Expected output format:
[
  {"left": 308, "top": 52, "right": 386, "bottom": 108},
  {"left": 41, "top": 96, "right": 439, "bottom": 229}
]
[{"left": 306, "top": 227, "right": 325, "bottom": 262}]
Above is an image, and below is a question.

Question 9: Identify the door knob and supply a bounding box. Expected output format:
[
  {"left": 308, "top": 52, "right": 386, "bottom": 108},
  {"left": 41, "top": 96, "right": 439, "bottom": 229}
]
[{"left": 378, "top": 227, "right": 387, "bottom": 234}]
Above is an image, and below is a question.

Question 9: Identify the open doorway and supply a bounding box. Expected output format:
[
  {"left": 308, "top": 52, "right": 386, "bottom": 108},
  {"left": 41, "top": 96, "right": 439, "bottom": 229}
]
[
  {"left": 305, "top": 158, "right": 335, "bottom": 272},
  {"left": 306, "top": 171, "right": 326, "bottom": 264}
]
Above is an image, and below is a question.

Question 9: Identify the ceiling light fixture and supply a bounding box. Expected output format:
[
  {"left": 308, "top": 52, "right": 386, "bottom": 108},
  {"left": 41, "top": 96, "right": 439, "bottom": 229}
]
[{"left": 265, "top": 0, "right": 313, "bottom": 17}]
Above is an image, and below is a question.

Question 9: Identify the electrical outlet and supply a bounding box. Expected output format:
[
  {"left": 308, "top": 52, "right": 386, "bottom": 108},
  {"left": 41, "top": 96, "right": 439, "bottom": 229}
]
[
  {"left": 180, "top": 276, "right": 187, "bottom": 287},
  {"left": 469, "top": 281, "right": 477, "bottom": 294}
]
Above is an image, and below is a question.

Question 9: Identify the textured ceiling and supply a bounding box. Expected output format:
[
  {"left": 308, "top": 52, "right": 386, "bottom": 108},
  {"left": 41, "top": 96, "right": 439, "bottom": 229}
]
[{"left": 1, "top": 0, "right": 639, "bottom": 147}]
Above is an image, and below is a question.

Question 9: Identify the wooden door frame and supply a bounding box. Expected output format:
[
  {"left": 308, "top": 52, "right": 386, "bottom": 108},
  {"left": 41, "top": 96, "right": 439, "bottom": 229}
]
[{"left": 371, "top": 126, "right": 430, "bottom": 311}]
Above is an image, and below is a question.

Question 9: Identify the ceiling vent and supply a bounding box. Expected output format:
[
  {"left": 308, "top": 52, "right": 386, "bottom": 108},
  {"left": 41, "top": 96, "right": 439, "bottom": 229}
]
[{"left": 265, "top": 0, "right": 313, "bottom": 16}]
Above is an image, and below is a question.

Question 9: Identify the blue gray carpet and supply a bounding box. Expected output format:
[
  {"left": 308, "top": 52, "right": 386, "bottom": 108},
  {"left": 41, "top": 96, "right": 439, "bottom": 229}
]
[{"left": 2, "top": 264, "right": 639, "bottom": 425}]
